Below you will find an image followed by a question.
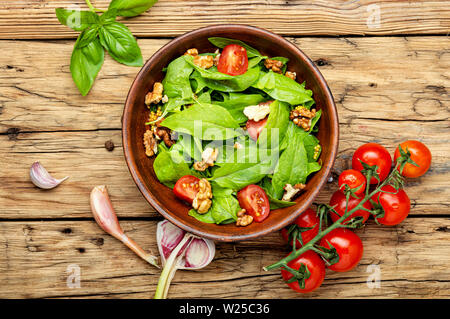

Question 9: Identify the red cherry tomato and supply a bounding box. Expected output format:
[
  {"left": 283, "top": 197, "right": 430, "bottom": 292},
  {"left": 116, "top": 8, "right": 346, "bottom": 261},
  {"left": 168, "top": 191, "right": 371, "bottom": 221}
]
[
  {"left": 394, "top": 140, "right": 431, "bottom": 178},
  {"left": 371, "top": 185, "right": 410, "bottom": 226},
  {"left": 319, "top": 228, "right": 363, "bottom": 272},
  {"left": 173, "top": 175, "right": 200, "bottom": 204},
  {"left": 281, "top": 208, "right": 319, "bottom": 247},
  {"left": 281, "top": 250, "right": 325, "bottom": 293},
  {"left": 338, "top": 169, "right": 366, "bottom": 195},
  {"left": 217, "top": 44, "right": 249, "bottom": 76},
  {"left": 329, "top": 191, "right": 371, "bottom": 225},
  {"left": 352, "top": 143, "right": 392, "bottom": 184},
  {"left": 246, "top": 117, "right": 268, "bottom": 141},
  {"left": 237, "top": 185, "right": 270, "bottom": 223}
]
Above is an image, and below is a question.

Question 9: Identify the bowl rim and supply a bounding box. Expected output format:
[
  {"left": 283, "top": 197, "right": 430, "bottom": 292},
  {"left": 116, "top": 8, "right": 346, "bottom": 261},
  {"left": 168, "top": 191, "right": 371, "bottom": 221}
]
[{"left": 122, "top": 24, "right": 339, "bottom": 241}]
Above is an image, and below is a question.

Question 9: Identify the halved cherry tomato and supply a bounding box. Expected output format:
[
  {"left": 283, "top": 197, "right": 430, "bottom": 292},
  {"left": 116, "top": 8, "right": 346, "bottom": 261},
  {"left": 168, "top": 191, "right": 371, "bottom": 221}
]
[
  {"left": 281, "top": 208, "right": 319, "bottom": 247},
  {"left": 173, "top": 175, "right": 200, "bottom": 204},
  {"left": 237, "top": 185, "right": 270, "bottom": 223},
  {"left": 371, "top": 185, "right": 410, "bottom": 226},
  {"left": 338, "top": 169, "right": 366, "bottom": 195},
  {"left": 217, "top": 44, "right": 248, "bottom": 76},
  {"left": 281, "top": 250, "right": 325, "bottom": 293},
  {"left": 394, "top": 140, "right": 431, "bottom": 178},
  {"left": 352, "top": 143, "right": 392, "bottom": 184},
  {"left": 319, "top": 228, "right": 363, "bottom": 272},
  {"left": 329, "top": 190, "right": 371, "bottom": 225},
  {"left": 246, "top": 117, "right": 268, "bottom": 141}
]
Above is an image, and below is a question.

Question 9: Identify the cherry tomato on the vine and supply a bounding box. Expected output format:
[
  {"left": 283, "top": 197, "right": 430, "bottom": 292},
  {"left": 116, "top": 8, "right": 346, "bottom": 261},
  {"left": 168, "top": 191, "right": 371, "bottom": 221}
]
[
  {"left": 173, "top": 175, "right": 200, "bottom": 204},
  {"left": 329, "top": 191, "right": 371, "bottom": 225},
  {"left": 280, "top": 250, "right": 326, "bottom": 293},
  {"left": 237, "top": 185, "right": 270, "bottom": 223},
  {"left": 394, "top": 140, "right": 431, "bottom": 178},
  {"left": 217, "top": 44, "right": 249, "bottom": 76},
  {"left": 371, "top": 185, "right": 410, "bottom": 226},
  {"left": 320, "top": 228, "right": 363, "bottom": 272},
  {"left": 338, "top": 169, "right": 366, "bottom": 195},
  {"left": 352, "top": 143, "right": 392, "bottom": 184},
  {"left": 281, "top": 208, "right": 319, "bottom": 247}
]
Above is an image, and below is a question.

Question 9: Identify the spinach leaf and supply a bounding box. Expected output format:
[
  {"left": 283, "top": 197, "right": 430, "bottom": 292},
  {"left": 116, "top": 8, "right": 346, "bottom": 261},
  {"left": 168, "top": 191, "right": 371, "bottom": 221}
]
[
  {"left": 176, "top": 133, "right": 203, "bottom": 162},
  {"left": 153, "top": 147, "right": 192, "bottom": 188},
  {"left": 99, "top": 22, "right": 143, "bottom": 67},
  {"left": 209, "top": 195, "right": 240, "bottom": 224},
  {"left": 253, "top": 71, "right": 314, "bottom": 106},
  {"left": 55, "top": 9, "right": 99, "bottom": 31},
  {"left": 163, "top": 56, "right": 194, "bottom": 99},
  {"left": 309, "top": 109, "right": 322, "bottom": 132},
  {"left": 258, "top": 100, "right": 290, "bottom": 149},
  {"left": 109, "top": 0, "right": 158, "bottom": 17},
  {"left": 161, "top": 103, "right": 242, "bottom": 140},
  {"left": 272, "top": 130, "right": 309, "bottom": 199},
  {"left": 258, "top": 176, "right": 295, "bottom": 209},
  {"left": 268, "top": 196, "right": 296, "bottom": 209},
  {"left": 211, "top": 153, "right": 277, "bottom": 191},
  {"left": 215, "top": 93, "right": 266, "bottom": 123},
  {"left": 248, "top": 56, "right": 268, "bottom": 69},
  {"left": 70, "top": 36, "right": 104, "bottom": 96},
  {"left": 188, "top": 209, "right": 216, "bottom": 224},
  {"left": 208, "top": 37, "right": 262, "bottom": 58},
  {"left": 303, "top": 134, "right": 320, "bottom": 162},
  {"left": 185, "top": 56, "right": 260, "bottom": 92}
]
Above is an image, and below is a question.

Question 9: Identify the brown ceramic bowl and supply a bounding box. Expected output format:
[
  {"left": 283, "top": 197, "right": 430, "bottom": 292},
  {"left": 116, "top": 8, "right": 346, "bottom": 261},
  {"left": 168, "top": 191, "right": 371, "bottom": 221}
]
[{"left": 123, "top": 24, "right": 338, "bottom": 242}]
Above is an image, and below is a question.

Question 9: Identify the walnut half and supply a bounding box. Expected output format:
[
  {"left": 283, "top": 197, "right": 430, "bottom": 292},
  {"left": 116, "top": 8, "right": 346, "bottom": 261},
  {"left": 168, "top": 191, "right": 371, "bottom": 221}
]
[
  {"left": 143, "top": 130, "right": 157, "bottom": 157},
  {"left": 145, "top": 82, "right": 164, "bottom": 106},
  {"left": 192, "top": 179, "right": 213, "bottom": 214},
  {"left": 236, "top": 209, "right": 253, "bottom": 227},
  {"left": 290, "top": 106, "right": 317, "bottom": 131}
]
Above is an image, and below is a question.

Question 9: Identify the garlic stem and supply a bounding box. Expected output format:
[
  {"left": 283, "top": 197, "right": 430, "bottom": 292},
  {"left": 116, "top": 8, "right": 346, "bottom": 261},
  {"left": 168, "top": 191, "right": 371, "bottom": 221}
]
[
  {"left": 29, "top": 161, "right": 68, "bottom": 189},
  {"left": 154, "top": 233, "right": 193, "bottom": 299},
  {"left": 90, "top": 185, "right": 159, "bottom": 268}
]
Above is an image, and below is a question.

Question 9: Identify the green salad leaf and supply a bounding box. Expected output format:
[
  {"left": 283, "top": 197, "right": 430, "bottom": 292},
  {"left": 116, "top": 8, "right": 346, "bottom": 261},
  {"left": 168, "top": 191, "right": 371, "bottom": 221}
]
[
  {"left": 153, "top": 147, "right": 192, "bottom": 188},
  {"left": 208, "top": 37, "right": 262, "bottom": 58},
  {"left": 215, "top": 93, "right": 267, "bottom": 124},
  {"left": 258, "top": 100, "right": 290, "bottom": 149}
]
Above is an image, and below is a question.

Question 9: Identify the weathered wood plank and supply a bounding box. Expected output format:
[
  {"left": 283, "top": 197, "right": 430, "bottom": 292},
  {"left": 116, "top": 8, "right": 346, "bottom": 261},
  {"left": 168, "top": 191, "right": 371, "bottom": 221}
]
[
  {"left": 0, "top": 0, "right": 449, "bottom": 39},
  {"left": 0, "top": 218, "right": 448, "bottom": 298},
  {"left": 0, "top": 125, "right": 448, "bottom": 219},
  {"left": 1, "top": 37, "right": 448, "bottom": 133}
]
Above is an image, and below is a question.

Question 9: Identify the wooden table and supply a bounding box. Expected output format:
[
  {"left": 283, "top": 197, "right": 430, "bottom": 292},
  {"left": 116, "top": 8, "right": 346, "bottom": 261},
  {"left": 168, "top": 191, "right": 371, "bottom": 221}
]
[{"left": 0, "top": 1, "right": 449, "bottom": 299}]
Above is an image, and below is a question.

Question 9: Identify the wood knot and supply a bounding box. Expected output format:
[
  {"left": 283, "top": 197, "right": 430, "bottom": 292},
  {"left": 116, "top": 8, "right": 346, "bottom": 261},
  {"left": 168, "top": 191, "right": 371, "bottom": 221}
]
[
  {"left": 6, "top": 127, "right": 20, "bottom": 140},
  {"left": 315, "top": 58, "right": 329, "bottom": 66}
]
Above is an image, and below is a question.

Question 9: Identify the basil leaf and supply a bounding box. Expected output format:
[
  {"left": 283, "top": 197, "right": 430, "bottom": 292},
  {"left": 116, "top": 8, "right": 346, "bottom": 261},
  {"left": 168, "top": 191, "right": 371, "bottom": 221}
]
[
  {"left": 153, "top": 147, "right": 191, "bottom": 188},
  {"left": 109, "top": 0, "right": 158, "bottom": 17},
  {"left": 253, "top": 71, "right": 315, "bottom": 106},
  {"left": 99, "top": 22, "right": 143, "bottom": 67},
  {"left": 208, "top": 37, "right": 262, "bottom": 58},
  {"left": 99, "top": 8, "right": 118, "bottom": 24},
  {"left": 75, "top": 26, "right": 99, "bottom": 49},
  {"left": 70, "top": 36, "right": 104, "bottom": 96},
  {"left": 161, "top": 103, "right": 242, "bottom": 140},
  {"left": 55, "top": 8, "right": 99, "bottom": 31}
]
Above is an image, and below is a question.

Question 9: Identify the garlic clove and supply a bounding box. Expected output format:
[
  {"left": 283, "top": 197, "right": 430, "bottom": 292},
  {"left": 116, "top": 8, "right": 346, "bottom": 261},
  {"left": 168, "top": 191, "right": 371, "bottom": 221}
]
[
  {"left": 157, "top": 220, "right": 186, "bottom": 265},
  {"left": 30, "top": 161, "right": 68, "bottom": 189},
  {"left": 181, "top": 237, "right": 215, "bottom": 270}
]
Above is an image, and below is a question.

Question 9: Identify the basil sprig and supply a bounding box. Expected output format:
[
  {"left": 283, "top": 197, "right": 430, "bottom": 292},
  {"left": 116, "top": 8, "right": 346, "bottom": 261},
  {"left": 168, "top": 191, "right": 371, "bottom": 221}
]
[{"left": 55, "top": 0, "right": 157, "bottom": 96}]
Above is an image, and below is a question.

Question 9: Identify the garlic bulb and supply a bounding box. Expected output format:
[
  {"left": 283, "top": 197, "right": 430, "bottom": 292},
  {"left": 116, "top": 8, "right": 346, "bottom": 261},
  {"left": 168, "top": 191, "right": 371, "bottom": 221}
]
[{"left": 29, "top": 161, "right": 68, "bottom": 189}]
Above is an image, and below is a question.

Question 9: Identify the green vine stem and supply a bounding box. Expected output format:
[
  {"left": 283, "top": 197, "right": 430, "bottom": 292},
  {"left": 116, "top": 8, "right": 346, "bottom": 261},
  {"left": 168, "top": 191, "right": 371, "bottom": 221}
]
[{"left": 263, "top": 157, "right": 407, "bottom": 272}]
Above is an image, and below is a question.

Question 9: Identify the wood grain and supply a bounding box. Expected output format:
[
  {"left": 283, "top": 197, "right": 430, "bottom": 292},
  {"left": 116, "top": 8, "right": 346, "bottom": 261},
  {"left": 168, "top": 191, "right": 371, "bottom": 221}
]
[
  {"left": 0, "top": 218, "right": 448, "bottom": 298},
  {"left": 0, "top": 0, "right": 449, "bottom": 39},
  {"left": 1, "top": 37, "right": 448, "bottom": 133}
]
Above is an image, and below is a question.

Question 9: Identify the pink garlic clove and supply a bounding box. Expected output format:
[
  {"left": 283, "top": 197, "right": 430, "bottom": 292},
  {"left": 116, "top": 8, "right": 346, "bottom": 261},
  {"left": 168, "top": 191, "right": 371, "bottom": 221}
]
[
  {"left": 157, "top": 220, "right": 186, "bottom": 264},
  {"left": 30, "top": 161, "right": 68, "bottom": 189},
  {"left": 182, "top": 237, "right": 215, "bottom": 269}
]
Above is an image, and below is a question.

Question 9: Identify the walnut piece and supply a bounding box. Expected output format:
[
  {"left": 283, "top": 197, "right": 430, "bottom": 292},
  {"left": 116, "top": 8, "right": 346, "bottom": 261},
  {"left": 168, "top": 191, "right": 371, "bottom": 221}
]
[
  {"left": 282, "top": 183, "right": 306, "bottom": 201},
  {"left": 192, "top": 179, "right": 213, "bottom": 214},
  {"left": 184, "top": 48, "right": 199, "bottom": 56},
  {"left": 143, "top": 130, "right": 158, "bottom": 157},
  {"left": 193, "top": 147, "right": 219, "bottom": 171},
  {"left": 154, "top": 127, "right": 174, "bottom": 148},
  {"left": 289, "top": 106, "right": 317, "bottom": 131},
  {"left": 236, "top": 209, "right": 253, "bottom": 227},
  {"left": 145, "top": 82, "right": 164, "bottom": 106},
  {"left": 285, "top": 71, "right": 297, "bottom": 80},
  {"left": 193, "top": 55, "right": 214, "bottom": 69},
  {"left": 243, "top": 102, "right": 271, "bottom": 122},
  {"left": 264, "top": 58, "right": 284, "bottom": 73}
]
